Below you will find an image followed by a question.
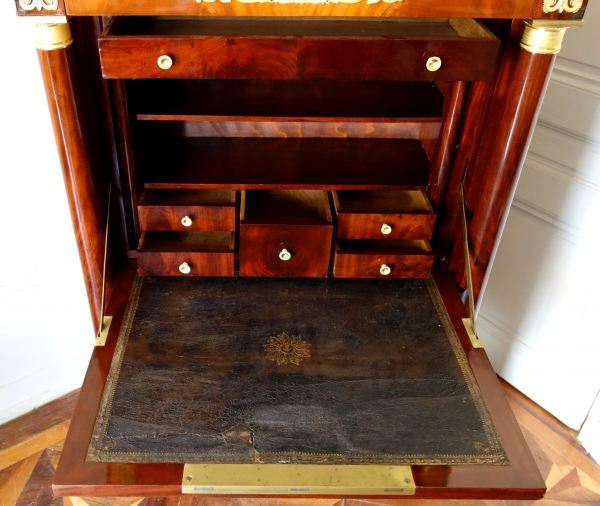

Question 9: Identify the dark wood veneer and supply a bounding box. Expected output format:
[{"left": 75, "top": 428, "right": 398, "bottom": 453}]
[
  {"left": 333, "top": 240, "right": 434, "bottom": 278},
  {"left": 141, "top": 137, "right": 431, "bottom": 190},
  {"left": 131, "top": 79, "right": 445, "bottom": 121},
  {"left": 99, "top": 18, "right": 500, "bottom": 82},
  {"left": 239, "top": 190, "right": 333, "bottom": 277},
  {"left": 137, "top": 231, "right": 235, "bottom": 276},
  {"left": 66, "top": 1, "right": 538, "bottom": 21},
  {"left": 333, "top": 190, "right": 436, "bottom": 240},
  {"left": 138, "top": 189, "right": 236, "bottom": 231}
]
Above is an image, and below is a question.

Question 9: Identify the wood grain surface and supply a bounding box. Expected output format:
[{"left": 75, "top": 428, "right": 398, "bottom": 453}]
[
  {"left": 65, "top": 0, "right": 538, "bottom": 21},
  {"left": 333, "top": 191, "right": 436, "bottom": 240},
  {"left": 140, "top": 138, "right": 431, "bottom": 191},
  {"left": 98, "top": 18, "right": 499, "bottom": 82},
  {"left": 131, "top": 79, "right": 444, "bottom": 121},
  {"left": 333, "top": 240, "right": 434, "bottom": 278},
  {"left": 138, "top": 189, "right": 236, "bottom": 231}
]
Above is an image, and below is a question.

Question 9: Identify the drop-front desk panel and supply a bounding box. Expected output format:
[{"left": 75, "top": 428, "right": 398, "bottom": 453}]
[{"left": 14, "top": 0, "right": 587, "bottom": 499}]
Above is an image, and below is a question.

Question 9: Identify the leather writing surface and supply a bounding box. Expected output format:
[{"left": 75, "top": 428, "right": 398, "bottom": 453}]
[{"left": 88, "top": 276, "right": 506, "bottom": 465}]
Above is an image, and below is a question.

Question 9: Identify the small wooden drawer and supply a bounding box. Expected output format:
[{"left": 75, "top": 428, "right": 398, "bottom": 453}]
[
  {"left": 137, "top": 231, "right": 234, "bottom": 276},
  {"left": 239, "top": 190, "right": 332, "bottom": 277},
  {"left": 333, "top": 190, "right": 436, "bottom": 240},
  {"left": 333, "top": 240, "right": 434, "bottom": 279},
  {"left": 99, "top": 18, "right": 499, "bottom": 82},
  {"left": 138, "top": 189, "right": 236, "bottom": 232}
]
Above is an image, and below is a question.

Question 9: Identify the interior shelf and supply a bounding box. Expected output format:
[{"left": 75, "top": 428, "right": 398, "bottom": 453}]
[
  {"left": 130, "top": 80, "right": 444, "bottom": 122},
  {"left": 140, "top": 137, "right": 431, "bottom": 190}
]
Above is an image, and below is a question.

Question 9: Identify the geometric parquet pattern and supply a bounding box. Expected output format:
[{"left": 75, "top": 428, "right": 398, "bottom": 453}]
[{"left": 1, "top": 381, "right": 599, "bottom": 506}]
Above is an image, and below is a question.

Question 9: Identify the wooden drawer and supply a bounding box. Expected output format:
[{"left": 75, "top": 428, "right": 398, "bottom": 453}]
[
  {"left": 333, "top": 190, "right": 436, "bottom": 240},
  {"left": 333, "top": 240, "right": 434, "bottom": 278},
  {"left": 137, "top": 231, "right": 234, "bottom": 276},
  {"left": 99, "top": 18, "right": 500, "bottom": 81},
  {"left": 138, "top": 189, "right": 236, "bottom": 231},
  {"left": 239, "top": 190, "right": 332, "bottom": 277}
]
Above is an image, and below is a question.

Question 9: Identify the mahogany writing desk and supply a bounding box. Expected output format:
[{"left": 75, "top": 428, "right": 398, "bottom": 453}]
[{"left": 14, "top": 0, "right": 587, "bottom": 499}]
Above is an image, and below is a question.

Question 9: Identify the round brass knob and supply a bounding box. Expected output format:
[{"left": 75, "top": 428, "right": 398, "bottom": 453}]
[
  {"left": 426, "top": 56, "right": 442, "bottom": 72},
  {"left": 380, "top": 264, "right": 391, "bottom": 276},
  {"left": 381, "top": 224, "right": 392, "bottom": 235},
  {"left": 279, "top": 249, "right": 291, "bottom": 261},
  {"left": 181, "top": 216, "right": 192, "bottom": 227},
  {"left": 179, "top": 262, "right": 191, "bottom": 274},
  {"left": 157, "top": 55, "right": 173, "bottom": 70}
]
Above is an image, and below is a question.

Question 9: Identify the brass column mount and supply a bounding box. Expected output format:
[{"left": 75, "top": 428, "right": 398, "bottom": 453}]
[
  {"left": 31, "top": 21, "right": 72, "bottom": 50},
  {"left": 520, "top": 19, "right": 584, "bottom": 55}
]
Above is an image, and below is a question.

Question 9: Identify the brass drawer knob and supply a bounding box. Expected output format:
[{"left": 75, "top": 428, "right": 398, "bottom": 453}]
[
  {"left": 381, "top": 224, "right": 392, "bottom": 235},
  {"left": 380, "top": 264, "right": 391, "bottom": 276},
  {"left": 279, "top": 249, "right": 291, "bottom": 261},
  {"left": 181, "top": 216, "right": 192, "bottom": 227},
  {"left": 426, "top": 56, "right": 442, "bottom": 72},
  {"left": 157, "top": 55, "right": 173, "bottom": 70},
  {"left": 179, "top": 262, "right": 191, "bottom": 274}
]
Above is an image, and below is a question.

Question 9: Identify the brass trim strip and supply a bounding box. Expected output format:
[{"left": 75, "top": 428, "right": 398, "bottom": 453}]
[
  {"left": 182, "top": 464, "right": 415, "bottom": 495},
  {"left": 95, "top": 184, "right": 112, "bottom": 346},
  {"left": 460, "top": 182, "right": 483, "bottom": 349},
  {"left": 31, "top": 22, "right": 72, "bottom": 50}
]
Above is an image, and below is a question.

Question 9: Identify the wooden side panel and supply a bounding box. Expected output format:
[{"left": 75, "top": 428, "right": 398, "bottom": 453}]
[
  {"left": 37, "top": 37, "right": 106, "bottom": 331},
  {"left": 444, "top": 21, "right": 555, "bottom": 300}
]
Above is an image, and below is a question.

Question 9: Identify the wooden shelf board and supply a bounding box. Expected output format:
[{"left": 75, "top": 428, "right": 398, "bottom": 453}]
[
  {"left": 141, "top": 137, "right": 431, "bottom": 190},
  {"left": 130, "top": 79, "right": 444, "bottom": 122}
]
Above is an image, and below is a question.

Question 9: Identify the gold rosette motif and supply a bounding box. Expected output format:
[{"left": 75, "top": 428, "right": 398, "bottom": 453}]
[{"left": 264, "top": 333, "right": 311, "bottom": 366}]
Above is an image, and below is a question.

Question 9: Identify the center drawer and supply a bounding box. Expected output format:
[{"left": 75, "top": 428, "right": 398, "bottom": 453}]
[
  {"left": 99, "top": 17, "right": 500, "bottom": 81},
  {"left": 239, "top": 190, "right": 333, "bottom": 277}
]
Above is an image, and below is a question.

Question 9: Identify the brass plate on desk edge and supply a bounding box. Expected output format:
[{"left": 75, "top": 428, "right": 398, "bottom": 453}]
[{"left": 182, "top": 463, "right": 415, "bottom": 495}]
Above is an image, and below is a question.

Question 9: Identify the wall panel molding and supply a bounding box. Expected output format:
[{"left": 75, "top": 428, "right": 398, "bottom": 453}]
[{"left": 553, "top": 56, "right": 600, "bottom": 96}]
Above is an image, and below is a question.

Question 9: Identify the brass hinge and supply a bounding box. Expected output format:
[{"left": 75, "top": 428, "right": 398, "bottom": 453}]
[
  {"left": 95, "top": 183, "right": 113, "bottom": 346},
  {"left": 460, "top": 182, "right": 483, "bottom": 349},
  {"left": 182, "top": 464, "right": 415, "bottom": 495}
]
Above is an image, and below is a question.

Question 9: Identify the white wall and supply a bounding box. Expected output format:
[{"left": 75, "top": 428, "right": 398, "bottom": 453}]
[
  {"left": 479, "top": 3, "right": 600, "bottom": 436},
  {"left": 0, "top": 4, "right": 95, "bottom": 424}
]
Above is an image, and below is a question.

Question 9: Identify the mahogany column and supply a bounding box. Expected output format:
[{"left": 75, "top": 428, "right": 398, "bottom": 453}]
[
  {"left": 447, "top": 19, "right": 581, "bottom": 302},
  {"left": 34, "top": 22, "right": 106, "bottom": 331}
]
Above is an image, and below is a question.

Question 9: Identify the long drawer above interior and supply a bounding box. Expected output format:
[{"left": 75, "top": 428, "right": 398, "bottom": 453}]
[{"left": 99, "top": 17, "right": 500, "bottom": 81}]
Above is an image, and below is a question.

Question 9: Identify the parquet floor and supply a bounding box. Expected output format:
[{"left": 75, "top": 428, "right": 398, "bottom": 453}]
[{"left": 1, "top": 381, "right": 599, "bottom": 506}]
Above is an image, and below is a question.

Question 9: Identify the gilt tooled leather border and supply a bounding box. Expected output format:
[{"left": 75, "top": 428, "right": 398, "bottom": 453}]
[{"left": 87, "top": 276, "right": 508, "bottom": 465}]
